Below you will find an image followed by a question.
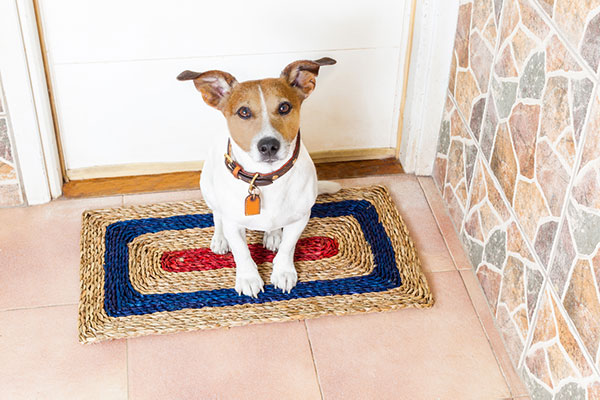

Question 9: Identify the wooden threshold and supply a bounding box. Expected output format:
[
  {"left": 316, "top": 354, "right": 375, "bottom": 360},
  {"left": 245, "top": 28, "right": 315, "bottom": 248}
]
[{"left": 62, "top": 158, "right": 404, "bottom": 198}]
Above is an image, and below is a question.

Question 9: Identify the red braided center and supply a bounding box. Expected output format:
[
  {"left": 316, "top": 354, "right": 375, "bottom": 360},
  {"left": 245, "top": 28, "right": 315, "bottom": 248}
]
[{"left": 161, "top": 236, "right": 339, "bottom": 273}]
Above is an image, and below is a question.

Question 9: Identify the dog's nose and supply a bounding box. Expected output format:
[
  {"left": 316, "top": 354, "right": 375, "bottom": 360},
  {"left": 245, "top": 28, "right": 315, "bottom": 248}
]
[{"left": 257, "top": 137, "right": 280, "bottom": 158}]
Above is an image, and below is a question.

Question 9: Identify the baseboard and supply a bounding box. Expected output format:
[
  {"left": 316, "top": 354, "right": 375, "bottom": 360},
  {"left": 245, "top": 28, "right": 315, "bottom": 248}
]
[{"left": 62, "top": 158, "right": 404, "bottom": 198}]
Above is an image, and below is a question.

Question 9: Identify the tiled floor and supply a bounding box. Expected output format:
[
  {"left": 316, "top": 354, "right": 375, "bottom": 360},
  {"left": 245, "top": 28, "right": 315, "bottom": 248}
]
[{"left": 0, "top": 175, "right": 530, "bottom": 399}]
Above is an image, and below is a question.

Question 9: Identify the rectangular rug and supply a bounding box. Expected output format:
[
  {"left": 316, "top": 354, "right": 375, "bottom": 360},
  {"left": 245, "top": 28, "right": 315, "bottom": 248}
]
[{"left": 78, "top": 185, "right": 434, "bottom": 343}]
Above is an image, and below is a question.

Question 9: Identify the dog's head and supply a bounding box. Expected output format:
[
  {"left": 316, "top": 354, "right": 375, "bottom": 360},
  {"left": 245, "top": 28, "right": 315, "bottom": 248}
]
[{"left": 177, "top": 58, "right": 336, "bottom": 164}]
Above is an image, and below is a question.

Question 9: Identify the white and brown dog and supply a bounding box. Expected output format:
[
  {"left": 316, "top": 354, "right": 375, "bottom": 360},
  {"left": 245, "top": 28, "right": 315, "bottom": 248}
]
[{"left": 177, "top": 58, "right": 340, "bottom": 298}]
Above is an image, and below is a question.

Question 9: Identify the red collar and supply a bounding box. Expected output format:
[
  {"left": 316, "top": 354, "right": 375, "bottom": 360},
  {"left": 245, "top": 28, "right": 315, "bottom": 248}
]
[{"left": 224, "top": 132, "right": 301, "bottom": 186}]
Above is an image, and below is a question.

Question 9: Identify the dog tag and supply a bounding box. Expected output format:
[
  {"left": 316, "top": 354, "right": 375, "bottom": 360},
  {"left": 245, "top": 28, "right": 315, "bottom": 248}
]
[{"left": 245, "top": 194, "right": 261, "bottom": 216}]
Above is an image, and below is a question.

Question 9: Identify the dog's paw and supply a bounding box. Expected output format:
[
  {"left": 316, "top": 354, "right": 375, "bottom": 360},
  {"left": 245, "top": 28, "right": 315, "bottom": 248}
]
[
  {"left": 235, "top": 271, "right": 264, "bottom": 298},
  {"left": 270, "top": 267, "right": 298, "bottom": 294},
  {"left": 210, "top": 234, "right": 230, "bottom": 254},
  {"left": 263, "top": 229, "right": 282, "bottom": 252}
]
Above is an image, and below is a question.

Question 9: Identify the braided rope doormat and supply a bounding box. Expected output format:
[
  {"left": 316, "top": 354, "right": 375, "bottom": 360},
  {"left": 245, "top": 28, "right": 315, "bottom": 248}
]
[{"left": 78, "top": 186, "right": 433, "bottom": 343}]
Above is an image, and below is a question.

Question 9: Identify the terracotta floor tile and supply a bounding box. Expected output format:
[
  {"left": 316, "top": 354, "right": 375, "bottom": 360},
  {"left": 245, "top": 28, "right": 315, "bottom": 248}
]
[
  {"left": 338, "top": 175, "right": 456, "bottom": 272},
  {"left": 418, "top": 176, "right": 473, "bottom": 270},
  {"left": 127, "top": 320, "right": 321, "bottom": 400},
  {"left": 123, "top": 188, "right": 202, "bottom": 205},
  {"left": 459, "top": 269, "right": 530, "bottom": 397},
  {"left": 0, "top": 196, "right": 122, "bottom": 310},
  {"left": 305, "top": 271, "right": 511, "bottom": 399},
  {"left": 0, "top": 305, "right": 127, "bottom": 399}
]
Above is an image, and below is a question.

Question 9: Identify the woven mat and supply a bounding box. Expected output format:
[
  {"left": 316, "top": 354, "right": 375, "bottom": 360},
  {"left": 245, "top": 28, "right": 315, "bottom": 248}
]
[{"left": 78, "top": 185, "right": 434, "bottom": 343}]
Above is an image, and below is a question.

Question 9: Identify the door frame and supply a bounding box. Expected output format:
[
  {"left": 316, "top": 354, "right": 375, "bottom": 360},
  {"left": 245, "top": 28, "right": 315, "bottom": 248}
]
[{"left": 3, "top": 0, "right": 457, "bottom": 204}]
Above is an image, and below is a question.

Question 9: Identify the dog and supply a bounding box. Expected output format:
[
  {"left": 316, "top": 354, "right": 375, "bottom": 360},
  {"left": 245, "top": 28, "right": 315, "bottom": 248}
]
[{"left": 177, "top": 57, "right": 340, "bottom": 298}]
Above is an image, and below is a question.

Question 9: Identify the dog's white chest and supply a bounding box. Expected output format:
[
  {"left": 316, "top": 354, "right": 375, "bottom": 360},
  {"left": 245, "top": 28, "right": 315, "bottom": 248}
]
[{"left": 200, "top": 141, "right": 317, "bottom": 232}]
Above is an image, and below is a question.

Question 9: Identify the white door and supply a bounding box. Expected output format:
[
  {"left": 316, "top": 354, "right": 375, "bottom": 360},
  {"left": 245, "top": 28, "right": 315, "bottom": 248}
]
[{"left": 37, "top": 0, "right": 412, "bottom": 179}]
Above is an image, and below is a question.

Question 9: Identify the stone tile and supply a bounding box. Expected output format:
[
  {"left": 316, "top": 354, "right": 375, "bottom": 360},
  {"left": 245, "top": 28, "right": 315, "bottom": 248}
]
[
  {"left": 520, "top": 366, "right": 553, "bottom": 400},
  {"left": 563, "top": 258, "right": 600, "bottom": 358},
  {"left": 572, "top": 77, "right": 594, "bottom": 144},
  {"left": 524, "top": 288, "right": 596, "bottom": 397},
  {"left": 0, "top": 183, "right": 23, "bottom": 208},
  {"left": 581, "top": 94, "right": 600, "bottom": 168},
  {"left": 551, "top": 293, "right": 594, "bottom": 377},
  {"left": 546, "top": 34, "right": 582, "bottom": 72},
  {"left": 500, "top": 0, "right": 519, "bottom": 45},
  {"left": 513, "top": 180, "right": 551, "bottom": 242},
  {"left": 497, "top": 303, "right": 524, "bottom": 366},
  {"left": 540, "top": 76, "right": 570, "bottom": 144},
  {"left": 512, "top": 28, "right": 537, "bottom": 73},
  {"left": 525, "top": 347, "right": 553, "bottom": 388},
  {"left": 550, "top": 0, "right": 600, "bottom": 71},
  {"left": 499, "top": 256, "right": 525, "bottom": 311},
  {"left": 476, "top": 264, "right": 502, "bottom": 312},
  {"left": 470, "top": 31, "right": 494, "bottom": 92},
  {"left": 470, "top": 97, "right": 486, "bottom": 139},
  {"left": 533, "top": 220, "right": 558, "bottom": 268},
  {"left": 567, "top": 200, "right": 600, "bottom": 256},
  {"left": 449, "top": 53, "right": 457, "bottom": 94},
  {"left": 580, "top": 12, "right": 600, "bottom": 73},
  {"left": 0, "top": 118, "right": 13, "bottom": 163},
  {"left": 536, "top": 140, "right": 570, "bottom": 216},
  {"left": 518, "top": 52, "right": 546, "bottom": 99},
  {"left": 507, "top": 221, "right": 534, "bottom": 262},
  {"left": 495, "top": 45, "right": 519, "bottom": 77},
  {"left": 455, "top": 70, "right": 482, "bottom": 122},
  {"left": 549, "top": 221, "right": 577, "bottom": 298},
  {"left": 481, "top": 92, "right": 499, "bottom": 160},
  {"left": 490, "top": 122, "right": 518, "bottom": 202},
  {"left": 484, "top": 229, "right": 507, "bottom": 269},
  {"left": 0, "top": 160, "right": 16, "bottom": 181},
  {"left": 516, "top": 0, "right": 550, "bottom": 40},
  {"left": 492, "top": 78, "right": 518, "bottom": 119},
  {"left": 509, "top": 102, "right": 540, "bottom": 179},
  {"left": 455, "top": 2, "right": 473, "bottom": 69}
]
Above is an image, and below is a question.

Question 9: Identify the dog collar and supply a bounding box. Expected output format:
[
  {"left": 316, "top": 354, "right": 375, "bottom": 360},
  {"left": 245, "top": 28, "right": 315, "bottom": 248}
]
[{"left": 224, "top": 131, "right": 302, "bottom": 187}]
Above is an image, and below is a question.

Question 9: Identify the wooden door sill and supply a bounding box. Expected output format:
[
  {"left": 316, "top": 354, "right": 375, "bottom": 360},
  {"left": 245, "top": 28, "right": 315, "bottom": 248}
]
[{"left": 61, "top": 158, "right": 404, "bottom": 198}]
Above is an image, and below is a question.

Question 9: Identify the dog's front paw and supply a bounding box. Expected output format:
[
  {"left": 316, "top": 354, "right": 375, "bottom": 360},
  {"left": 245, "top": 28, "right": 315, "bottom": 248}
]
[
  {"left": 210, "top": 234, "right": 230, "bottom": 255},
  {"left": 235, "top": 271, "right": 264, "bottom": 298},
  {"left": 271, "top": 267, "right": 298, "bottom": 294},
  {"left": 263, "top": 229, "right": 282, "bottom": 252}
]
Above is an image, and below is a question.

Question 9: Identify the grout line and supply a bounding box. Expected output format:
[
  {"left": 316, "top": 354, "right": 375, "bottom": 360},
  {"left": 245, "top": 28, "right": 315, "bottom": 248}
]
[
  {"left": 0, "top": 302, "right": 77, "bottom": 313},
  {"left": 126, "top": 339, "right": 130, "bottom": 400},
  {"left": 303, "top": 321, "right": 324, "bottom": 400}
]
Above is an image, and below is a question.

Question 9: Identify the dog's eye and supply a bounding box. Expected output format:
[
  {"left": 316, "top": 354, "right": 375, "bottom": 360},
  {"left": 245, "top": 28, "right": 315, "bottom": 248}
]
[
  {"left": 237, "top": 106, "right": 252, "bottom": 119},
  {"left": 278, "top": 102, "right": 292, "bottom": 115}
]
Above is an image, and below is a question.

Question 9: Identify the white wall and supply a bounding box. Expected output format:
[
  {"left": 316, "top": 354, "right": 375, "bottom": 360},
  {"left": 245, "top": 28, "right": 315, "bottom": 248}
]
[{"left": 38, "top": 0, "right": 412, "bottom": 176}]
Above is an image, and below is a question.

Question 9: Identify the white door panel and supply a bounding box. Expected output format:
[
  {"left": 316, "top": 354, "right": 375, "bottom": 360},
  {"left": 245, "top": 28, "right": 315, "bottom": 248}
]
[
  {"left": 38, "top": 0, "right": 406, "bottom": 64},
  {"left": 38, "top": 0, "right": 411, "bottom": 177},
  {"left": 54, "top": 48, "right": 401, "bottom": 169}
]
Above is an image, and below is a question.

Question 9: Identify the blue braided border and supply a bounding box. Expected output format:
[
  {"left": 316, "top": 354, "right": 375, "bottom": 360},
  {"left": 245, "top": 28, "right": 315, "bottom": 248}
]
[{"left": 103, "top": 200, "right": 401, "bottom": 317}]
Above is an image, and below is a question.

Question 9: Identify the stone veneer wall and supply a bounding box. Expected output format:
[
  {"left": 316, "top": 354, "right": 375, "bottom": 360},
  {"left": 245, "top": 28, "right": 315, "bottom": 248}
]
[
  {"left": 0, "top": 75, "right": 24, "bottom": 207},
  {"left": 433, "top": 0, "right": 600, "bottom": 398}
]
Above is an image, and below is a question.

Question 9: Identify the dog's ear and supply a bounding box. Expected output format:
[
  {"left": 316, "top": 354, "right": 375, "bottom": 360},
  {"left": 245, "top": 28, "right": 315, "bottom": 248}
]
[
  {"left": 177, "top": 70, "right": 238, "bottom": 110},
  {"left": 280, "top": 57, "right": 336, "bottom": 99}
]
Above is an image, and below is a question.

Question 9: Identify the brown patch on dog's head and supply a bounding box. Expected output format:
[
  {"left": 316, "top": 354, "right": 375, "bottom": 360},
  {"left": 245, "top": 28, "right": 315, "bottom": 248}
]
[{"left": 178, "top": 58, "right": 336, "bottom": 159}]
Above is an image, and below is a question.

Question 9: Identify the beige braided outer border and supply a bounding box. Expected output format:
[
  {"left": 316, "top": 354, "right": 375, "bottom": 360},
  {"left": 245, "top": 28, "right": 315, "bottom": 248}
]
[{"left": 78, "top": 185, "right": 434, "bottom": 343}]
